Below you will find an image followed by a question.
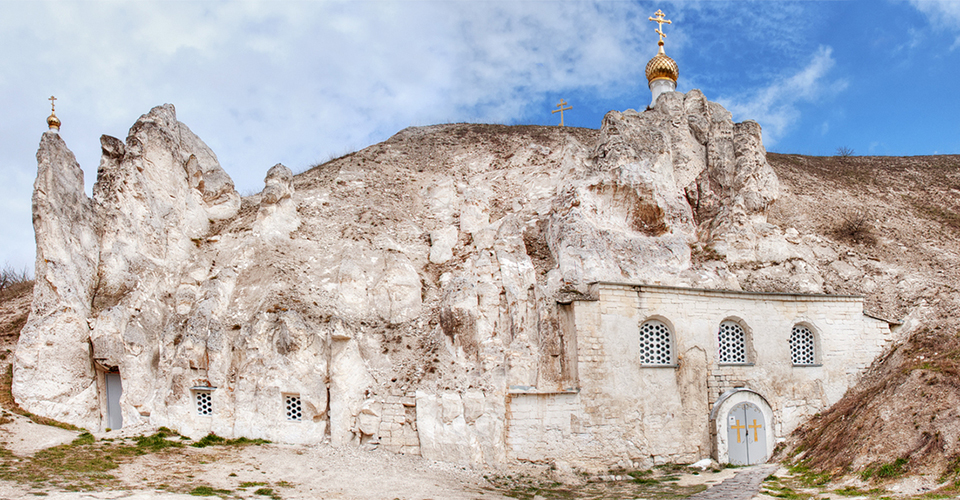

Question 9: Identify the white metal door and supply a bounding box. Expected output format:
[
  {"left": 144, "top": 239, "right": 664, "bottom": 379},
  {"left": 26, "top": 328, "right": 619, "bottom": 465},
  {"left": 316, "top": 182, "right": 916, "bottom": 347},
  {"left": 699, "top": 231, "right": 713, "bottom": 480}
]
[
  {"left": 105, "top": 372, "right": 123, "bottom": 430},
  {"left": 726, "top": 402, "right": 766, "bottom": 465}
]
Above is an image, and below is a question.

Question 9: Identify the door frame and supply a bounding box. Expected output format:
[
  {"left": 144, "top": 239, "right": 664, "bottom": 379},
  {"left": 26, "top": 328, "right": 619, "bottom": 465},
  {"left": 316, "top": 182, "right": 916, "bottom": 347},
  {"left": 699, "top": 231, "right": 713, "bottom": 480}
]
[{"left": 709, "top": 388, "right": 774, "bottom": 464}]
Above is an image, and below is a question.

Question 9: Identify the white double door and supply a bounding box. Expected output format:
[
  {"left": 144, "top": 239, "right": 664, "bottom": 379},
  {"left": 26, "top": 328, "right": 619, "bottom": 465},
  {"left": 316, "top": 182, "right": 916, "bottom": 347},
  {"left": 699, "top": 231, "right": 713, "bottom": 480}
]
[{"left": 726, "top": 401, "right": 766, "bottom": 465}]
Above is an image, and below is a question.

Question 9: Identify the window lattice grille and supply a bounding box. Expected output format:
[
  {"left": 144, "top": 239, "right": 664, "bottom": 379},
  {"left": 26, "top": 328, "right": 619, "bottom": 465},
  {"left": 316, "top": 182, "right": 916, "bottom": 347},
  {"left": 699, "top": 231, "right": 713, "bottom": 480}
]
[
  {"left": 790, "top": 325, "right": 816, "bottom": 365},
  {"left": 285, "top": 395, "right": 302, "bottom": 422},
  {"left": 195, "top": 390, "right": 213, "bottom": 416},
  {"left": 718, "top": 321, "right": 747, "bottom": 364},
  {"left": 639, "top": 320, "right": 673, "bottom": 365}
]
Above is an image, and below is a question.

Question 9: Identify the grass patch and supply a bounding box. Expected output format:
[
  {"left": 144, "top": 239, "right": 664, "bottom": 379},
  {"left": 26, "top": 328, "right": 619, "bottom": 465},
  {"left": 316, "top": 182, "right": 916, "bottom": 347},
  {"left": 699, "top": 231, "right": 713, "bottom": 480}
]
[
  {"left": 71, "top": 432, "right": 95, "bottom": 446},
  {"left": 135, "top": 429, "right": 184, "bottom": 452},
  {"left": 861, "top": 458, "right": 908, "bottom": 481},
  {"left": 191, "top": 433, "right": 270, "bottom": 448},
  {"left": 833, "top": 485, "right": 869, "bottom": 496},
  {"left": 798, "top": 470, "right": 831, "bottom": 487},
  {"left": 189, "top": 485, "right": 231, "bottom": 496},
  {"left": 761, "top": 484, "right": 810, "bottom": 499},
  {"left": 0, "top": 427, "right": 194, "bottom": 492},
  {"left": 627, "top": 469, "right": 658, "bottom": 485}
]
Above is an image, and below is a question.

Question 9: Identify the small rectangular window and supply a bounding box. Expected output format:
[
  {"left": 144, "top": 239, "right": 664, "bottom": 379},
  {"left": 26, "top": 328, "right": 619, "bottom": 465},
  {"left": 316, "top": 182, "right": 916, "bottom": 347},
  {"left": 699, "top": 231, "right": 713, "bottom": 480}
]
[
  {"left": 194, "top": 389, "right": 213, "bottom": 416},
  {"left": 284, "top": 394, "right": 302, "bottom": 422}
]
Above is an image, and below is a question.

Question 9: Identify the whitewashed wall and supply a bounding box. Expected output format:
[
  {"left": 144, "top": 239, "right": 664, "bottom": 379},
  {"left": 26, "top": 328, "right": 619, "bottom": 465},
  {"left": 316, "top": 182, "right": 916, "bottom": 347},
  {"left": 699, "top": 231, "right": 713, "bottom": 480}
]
[{"left": 504, "top": 282, "right": 893, "bottom": 470}]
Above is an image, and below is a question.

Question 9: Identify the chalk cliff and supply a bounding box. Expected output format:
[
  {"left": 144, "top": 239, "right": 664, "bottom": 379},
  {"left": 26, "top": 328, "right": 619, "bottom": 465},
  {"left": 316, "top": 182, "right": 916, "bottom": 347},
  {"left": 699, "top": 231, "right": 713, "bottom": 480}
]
[{"left": 14, "top": 92, "right": 869, "bottom": 462}]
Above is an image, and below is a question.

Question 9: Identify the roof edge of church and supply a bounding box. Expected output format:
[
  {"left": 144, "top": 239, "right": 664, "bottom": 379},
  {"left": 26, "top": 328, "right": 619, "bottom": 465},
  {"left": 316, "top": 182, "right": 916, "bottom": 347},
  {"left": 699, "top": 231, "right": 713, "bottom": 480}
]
[{"left": 588, "top": 281, "right": 864, "bottom": 301}]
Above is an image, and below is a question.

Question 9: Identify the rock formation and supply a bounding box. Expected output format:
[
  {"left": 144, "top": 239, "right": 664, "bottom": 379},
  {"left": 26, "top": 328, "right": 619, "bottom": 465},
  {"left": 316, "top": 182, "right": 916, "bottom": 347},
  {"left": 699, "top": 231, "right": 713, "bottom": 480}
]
[{"left": 15, "top": 92, "right": 851, "bottom": 463}]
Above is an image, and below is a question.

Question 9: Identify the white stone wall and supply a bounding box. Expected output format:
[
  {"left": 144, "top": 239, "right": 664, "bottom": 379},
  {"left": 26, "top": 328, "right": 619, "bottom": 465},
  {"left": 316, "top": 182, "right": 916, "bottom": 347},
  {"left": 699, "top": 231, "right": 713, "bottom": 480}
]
[
  {"left": 505, "top": 392, "right": 581, "bottom": 462},
  {"left": 504, "top": 282, "right": 893, "bottom": 470},
  {"left": 373, "top": 394, "right": 420, "bottom": 455},
  {"left": 415, "top": 390, "right": 505, "bottom": 466}
]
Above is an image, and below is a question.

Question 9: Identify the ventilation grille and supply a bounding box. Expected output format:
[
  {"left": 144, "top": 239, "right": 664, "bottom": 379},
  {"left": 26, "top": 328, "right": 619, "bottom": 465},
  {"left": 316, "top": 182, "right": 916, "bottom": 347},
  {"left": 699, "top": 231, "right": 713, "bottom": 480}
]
[
  {"left": 718, "top": 321, "right": 747, "bottom": 364},
  {"left": 790, "top": 325, "right": 816, "bottom": 365},
  {"left": 639, "top": 320, "right": 672, "bottom": 365},
  {"left": 195, "top": 390, "right": 213, "bottom": 416},
  {"left": 285, "top": 394, "right": 302, "bottom": 422}
]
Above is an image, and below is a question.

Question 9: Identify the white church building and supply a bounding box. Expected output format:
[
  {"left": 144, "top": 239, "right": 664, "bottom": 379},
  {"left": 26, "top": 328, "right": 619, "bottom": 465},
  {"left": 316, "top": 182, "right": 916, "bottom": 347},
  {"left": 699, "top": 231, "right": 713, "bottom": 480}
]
[{"left": 505, "top": 282, "right": 894, "bottom": 467}]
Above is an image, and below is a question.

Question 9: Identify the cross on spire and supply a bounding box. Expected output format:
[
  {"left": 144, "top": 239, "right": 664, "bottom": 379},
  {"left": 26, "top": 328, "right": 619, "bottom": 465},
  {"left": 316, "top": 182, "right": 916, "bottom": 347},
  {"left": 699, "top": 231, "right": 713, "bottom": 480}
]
[
  {"left": 49, "top": 95, "right": 57, "bottom": 113},
  {"left": 551, "top": 99, "right": 572, "bottom": 127},
  {"left": 648, "top": 9, "right": 672, "bottom": 46}
]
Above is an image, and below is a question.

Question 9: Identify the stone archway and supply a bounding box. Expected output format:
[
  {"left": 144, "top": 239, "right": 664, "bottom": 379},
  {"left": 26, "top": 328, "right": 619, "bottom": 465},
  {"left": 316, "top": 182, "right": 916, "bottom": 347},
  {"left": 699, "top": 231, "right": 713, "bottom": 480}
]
[{"left": 710, "top": 388, "right": 774, "bottom": 465}]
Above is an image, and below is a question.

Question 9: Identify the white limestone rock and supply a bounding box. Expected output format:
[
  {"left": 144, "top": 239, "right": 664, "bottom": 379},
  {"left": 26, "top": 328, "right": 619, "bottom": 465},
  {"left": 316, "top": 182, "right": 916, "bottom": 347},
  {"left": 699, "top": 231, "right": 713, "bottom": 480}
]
[
  {"left": 14, "top": 93, "right": 805, "bottom": 466},
  {"left": 254, "top": 163, "right": 300, "bottom": 240},
  {"left": 429, "top": 226, "right": 458, "bottom": 264},
  {"left": 13, "top": 132, "right": 101, "bottom": 428}
]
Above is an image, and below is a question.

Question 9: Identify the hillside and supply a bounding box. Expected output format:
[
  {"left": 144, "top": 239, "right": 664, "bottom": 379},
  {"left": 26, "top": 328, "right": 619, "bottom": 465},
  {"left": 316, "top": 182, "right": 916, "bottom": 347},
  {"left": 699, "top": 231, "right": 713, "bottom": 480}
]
[
  {"left": 8, "top": 93, "right": 960, "bottom": 484},
  {"left": 766, "top": 152, "right": 960, "bottom": 482}
]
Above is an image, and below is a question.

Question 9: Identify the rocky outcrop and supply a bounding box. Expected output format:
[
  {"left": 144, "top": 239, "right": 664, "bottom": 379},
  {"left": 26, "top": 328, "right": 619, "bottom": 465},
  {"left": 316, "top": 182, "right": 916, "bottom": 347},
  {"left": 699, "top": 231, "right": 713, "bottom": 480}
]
[
  {"left": 13, "top": 131, "right": 101, "bottom": 425},
  {"left": 16, "top": 92, "right": 815, "bottom": 463},
  {"left": 254, "top": 163, "right": 299, "bottom": 240}
]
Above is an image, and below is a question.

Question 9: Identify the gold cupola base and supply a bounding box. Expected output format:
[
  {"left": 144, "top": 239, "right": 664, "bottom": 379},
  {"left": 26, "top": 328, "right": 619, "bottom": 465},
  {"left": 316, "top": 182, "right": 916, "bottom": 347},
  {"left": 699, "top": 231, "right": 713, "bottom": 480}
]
[{"left": 648, "top": 78, "right": 677, "bottom": 108}]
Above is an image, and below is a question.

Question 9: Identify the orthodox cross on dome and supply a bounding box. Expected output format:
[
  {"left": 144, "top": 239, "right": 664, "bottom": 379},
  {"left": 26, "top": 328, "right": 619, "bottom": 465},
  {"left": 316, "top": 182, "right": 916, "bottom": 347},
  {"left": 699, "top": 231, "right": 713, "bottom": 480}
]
[
  {"left": 46, "top": 95, "right": 61, "bottom": 132},
  {"left": 552, "top": 99, "right": 572, "bottom": 127},
  {"left": 648, "top": 9, "right": 672, "bottom": 46}
]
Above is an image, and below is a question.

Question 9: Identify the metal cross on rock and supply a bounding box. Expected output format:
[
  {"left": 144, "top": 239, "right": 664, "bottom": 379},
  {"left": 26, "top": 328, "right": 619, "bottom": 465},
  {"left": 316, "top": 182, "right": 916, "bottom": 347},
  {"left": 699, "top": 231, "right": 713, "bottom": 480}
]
[{"left": 552, "top": 99, "right": 572, "bottom": 127}]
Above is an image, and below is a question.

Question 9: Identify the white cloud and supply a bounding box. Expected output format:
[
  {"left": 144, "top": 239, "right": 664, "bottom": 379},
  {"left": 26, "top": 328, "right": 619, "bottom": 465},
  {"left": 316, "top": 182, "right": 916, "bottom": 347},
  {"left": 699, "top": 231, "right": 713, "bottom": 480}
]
[
  {"left": 910, "top": 0, "right": 960, "bottom": 26},
  {"left": 909, "top": 0, "right": 960, "bottom": 48},
  {"left": 716, "top": 46, "right": 848, "bottom": 145},
  {"left": 0, "top": 1, "right": 657, "bottom": 270}
]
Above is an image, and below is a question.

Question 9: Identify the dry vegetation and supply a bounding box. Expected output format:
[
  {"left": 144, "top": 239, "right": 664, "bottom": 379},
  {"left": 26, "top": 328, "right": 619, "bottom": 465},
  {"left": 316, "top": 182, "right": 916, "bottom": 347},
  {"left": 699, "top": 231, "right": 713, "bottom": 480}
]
[
  {"left": 0, "top": 265, "right": 31, "bottom": 341},
  {"left": 768, "top": 153, "right": 960, "bottom": 490}
]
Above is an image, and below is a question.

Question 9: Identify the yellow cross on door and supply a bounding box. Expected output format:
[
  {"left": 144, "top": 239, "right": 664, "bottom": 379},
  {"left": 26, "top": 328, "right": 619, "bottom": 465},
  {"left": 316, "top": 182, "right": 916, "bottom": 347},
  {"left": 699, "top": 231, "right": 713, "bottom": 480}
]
[
  {"left": 730, "top": 419, "right": 745, "bottom": 443},
  {"left": 749, "top": 419, "right": 762, "bottom": 442}
]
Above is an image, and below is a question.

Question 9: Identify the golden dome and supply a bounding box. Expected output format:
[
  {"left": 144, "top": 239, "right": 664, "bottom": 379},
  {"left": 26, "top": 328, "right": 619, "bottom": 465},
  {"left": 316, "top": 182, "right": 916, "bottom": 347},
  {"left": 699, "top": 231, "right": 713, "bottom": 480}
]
[
  {"left": 46, "top": 96, "right": 60, "bottom": 131},
  {"left": 645, "top": 43, "right": 679, "bottom": 87},
  {"left": 46, "top": 112, "right": 61, "bottom": 131}
]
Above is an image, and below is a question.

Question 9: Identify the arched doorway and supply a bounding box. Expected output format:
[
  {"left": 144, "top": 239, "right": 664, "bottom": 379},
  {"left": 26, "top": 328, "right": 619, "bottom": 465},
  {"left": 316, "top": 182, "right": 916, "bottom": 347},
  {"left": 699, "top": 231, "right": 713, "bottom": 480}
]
[
  {"left": 710, "top": 388, "right": 773, "bottom": 465},
  {"left": 726, "top": 401, "right": 766, "bottom": 465}
]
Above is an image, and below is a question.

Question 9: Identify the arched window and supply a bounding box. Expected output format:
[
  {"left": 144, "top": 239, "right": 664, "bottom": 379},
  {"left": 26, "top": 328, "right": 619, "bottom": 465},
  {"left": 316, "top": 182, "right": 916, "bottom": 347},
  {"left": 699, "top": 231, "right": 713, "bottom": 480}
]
[
  {"left": 790, "top": 324, "right": 816, "bottom": 365},
  {"left": 718, "top": 321, "right": 747, "bottom": 364},
  {"left": 639, "top": 319, "right": 673, "bottom": 365}
]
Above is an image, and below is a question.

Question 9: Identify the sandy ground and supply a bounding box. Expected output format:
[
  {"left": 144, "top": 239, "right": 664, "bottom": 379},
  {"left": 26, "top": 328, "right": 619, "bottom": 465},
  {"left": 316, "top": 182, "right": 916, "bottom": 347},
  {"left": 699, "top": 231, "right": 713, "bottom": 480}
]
[
  {"left": 0, "top": 410, "right": 755, "bottom": 500},
  {"left": 0, "top": 413, "right": 507, "bottom": 499}
]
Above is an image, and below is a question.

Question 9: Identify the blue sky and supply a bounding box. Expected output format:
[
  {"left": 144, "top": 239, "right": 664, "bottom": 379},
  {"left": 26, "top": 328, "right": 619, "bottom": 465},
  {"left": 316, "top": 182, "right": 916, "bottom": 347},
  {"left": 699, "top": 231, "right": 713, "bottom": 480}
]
[{"left": 2, "top": 1, "right": 959, "bottom": 272}]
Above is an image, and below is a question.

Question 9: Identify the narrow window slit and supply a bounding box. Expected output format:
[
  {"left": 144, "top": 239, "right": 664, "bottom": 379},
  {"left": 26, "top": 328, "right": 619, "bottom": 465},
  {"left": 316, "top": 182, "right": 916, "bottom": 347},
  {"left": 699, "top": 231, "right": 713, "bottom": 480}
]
[
  {"left": 285, "top": 394, "right": 302, "bottom": 422},
  {"left": 193, "top": 388, "right": 214, "bottom": 416}
]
